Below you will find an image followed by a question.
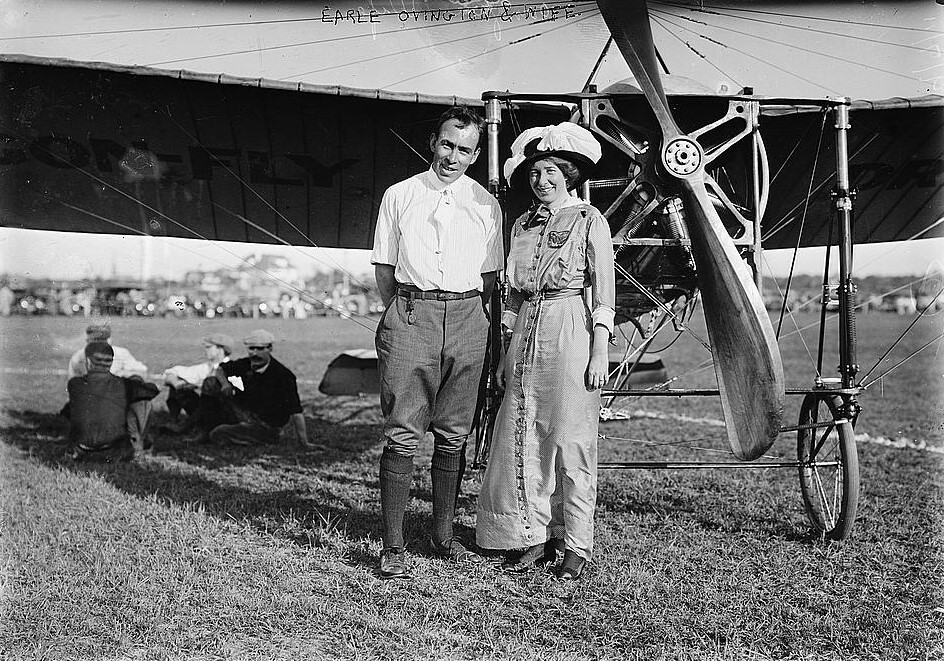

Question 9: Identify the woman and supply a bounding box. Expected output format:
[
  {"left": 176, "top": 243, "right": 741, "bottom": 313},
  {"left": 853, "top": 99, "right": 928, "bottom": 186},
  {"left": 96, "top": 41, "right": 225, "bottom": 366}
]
[{"left": 476, "top": 122, "right": 615, "bottom": 580}]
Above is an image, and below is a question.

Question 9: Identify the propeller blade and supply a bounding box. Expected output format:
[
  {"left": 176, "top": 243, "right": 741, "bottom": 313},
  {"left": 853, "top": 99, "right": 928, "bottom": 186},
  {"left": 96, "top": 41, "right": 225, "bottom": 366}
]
[
  {"left": 680, "top": 176, "right": 785, "bottom": 459},
  {"left": 597, "top": 0, "right": 785, "bottom": 459},
  {"left": 597, "top": 0, "right": 677, "bottom": 137}
]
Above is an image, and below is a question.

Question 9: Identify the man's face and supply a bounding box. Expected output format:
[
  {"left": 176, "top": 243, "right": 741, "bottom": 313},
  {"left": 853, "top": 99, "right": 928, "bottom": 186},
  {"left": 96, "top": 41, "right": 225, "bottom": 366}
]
[
  {"left": 429, "top": 118, "right": 481, "bottom": 184},
  {"left": 246, "top": 343, "right": 272, "bottom": 369},
  {"left": 203, "top": 343, "right": 225, "bottom": 362}
]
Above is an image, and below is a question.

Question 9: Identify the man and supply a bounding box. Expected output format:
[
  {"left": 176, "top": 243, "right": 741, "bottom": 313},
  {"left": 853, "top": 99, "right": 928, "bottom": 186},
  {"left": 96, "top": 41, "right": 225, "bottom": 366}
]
[
  {"left": 161, "top": 333, "right": 234, "bottom": 431},
  {"left": 198, "top": 329, "right": 308, "bottom": 447},
  {"left": 67, "top": 342, "right": 159, "bottom": 462},
  {"left": 370, "top": 106, "right": 503, "bottom": 579},
  {"left": 67, "top": 323, "right": 148, "bottom": 379}
]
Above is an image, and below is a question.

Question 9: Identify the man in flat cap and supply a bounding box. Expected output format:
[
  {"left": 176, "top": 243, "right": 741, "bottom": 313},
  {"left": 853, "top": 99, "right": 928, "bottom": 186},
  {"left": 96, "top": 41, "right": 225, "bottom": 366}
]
[
  {"left": 67, "top": 342, "right": 159, "bottom": 461},
  {"left": 196, "top": 329, "right": 308, "bottom": 446},
  {"left": 67, "top": 323, "right": 148, "bottom": 380},
  {"left": 161, "top": 333, "right": 234, "bottom": 433}
]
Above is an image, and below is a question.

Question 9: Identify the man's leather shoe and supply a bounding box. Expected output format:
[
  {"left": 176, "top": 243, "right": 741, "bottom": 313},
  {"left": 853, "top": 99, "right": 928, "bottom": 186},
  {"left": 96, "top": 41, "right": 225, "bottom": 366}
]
[
  {"left": 430, "top": 537, "right": 485, "bottom": 564},
  {"left": 379, "top": 547, "right": 412, "bottom": 580}
]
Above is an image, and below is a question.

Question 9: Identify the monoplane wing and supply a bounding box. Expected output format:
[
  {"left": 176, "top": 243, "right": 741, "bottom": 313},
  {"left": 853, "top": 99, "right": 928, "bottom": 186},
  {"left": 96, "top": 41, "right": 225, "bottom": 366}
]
[
  {"left": 0, "top": 54, "right": 567, "bottom": 248},
  {"left": 759, "top": 96, "right": 944, "bottom": 249}
]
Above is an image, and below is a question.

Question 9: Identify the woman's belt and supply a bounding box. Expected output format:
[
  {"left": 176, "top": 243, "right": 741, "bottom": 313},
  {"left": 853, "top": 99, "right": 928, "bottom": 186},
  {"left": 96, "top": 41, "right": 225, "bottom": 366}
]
[
  {"left": 526, "top": 288, "right": 583, "bottom": 301},
  {"left": 397, "top": 285, "right": 479, "bottom": 301}
]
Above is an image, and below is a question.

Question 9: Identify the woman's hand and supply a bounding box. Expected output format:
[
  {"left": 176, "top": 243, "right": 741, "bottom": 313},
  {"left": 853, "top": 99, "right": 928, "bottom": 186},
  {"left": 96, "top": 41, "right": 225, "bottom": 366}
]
[
  {"left": 496, "top": 350, "right": 507, "bottom": 391},
  {"left": 587, "top": 324, "right": 611, "bottom": 391},
  {"left": 587, "top": 352, "right": 608, "bottom": 391}
]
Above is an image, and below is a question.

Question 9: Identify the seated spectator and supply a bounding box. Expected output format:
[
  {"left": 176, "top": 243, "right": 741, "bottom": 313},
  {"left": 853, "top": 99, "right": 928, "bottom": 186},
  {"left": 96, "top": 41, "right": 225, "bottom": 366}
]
[
  {"left": 67, "top": 323, "right": 148, "bottom": 379},
  {"left": 196, "top": 330, "right": 309, "bottom": 447},
  {"left": 162, "top": 333, "right": 234, "bottom": 432},
  {"left": 67, "top": 342, "right": 159, "bottom": 462}
]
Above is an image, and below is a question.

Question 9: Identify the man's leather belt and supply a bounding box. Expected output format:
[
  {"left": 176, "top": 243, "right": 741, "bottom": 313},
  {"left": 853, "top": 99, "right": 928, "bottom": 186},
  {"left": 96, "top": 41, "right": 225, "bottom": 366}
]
[{"left": 397, "top": 286, "right": 479, "bottom": 301}]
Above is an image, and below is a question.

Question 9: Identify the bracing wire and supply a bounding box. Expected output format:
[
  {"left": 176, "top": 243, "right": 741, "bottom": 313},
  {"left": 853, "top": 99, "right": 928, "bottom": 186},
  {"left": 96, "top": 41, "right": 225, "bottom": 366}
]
[
  {"left": 653, "top": 1, "right": 942, "bottom": 53},
  {"left": 159, "top": 106, "right": 374, "bottom": 291},
  {"left": 653, "top": 1, "right": 944, "bottom": 35},
  {"left": 649, "top": 13, "right": 743, "bottom": 89},
  {"left": 384, "top": 9, "right": 602, "bottom": 88},
  {"left": 858, "top": 282, "right": 944, "bottom": 384},
  {"left": 15, "top": 128, "right": 382, "bottom": 333},
  {"left": 860, "top": 331, "right": 944, "bottom": 391},
  {"left": 761, "top": 257, "right": 819, "bottom": 376},
  {"left": 776, "top": 109, "right": 828, "bottom": 339},
  {"left": 652, "top": 8, "right": 927, "bottom": 85},
  {"left": 286, "top": 12, "right": 571, "bottom": 80},
  {"left": 761, "top": 133, "right": 881, "bottom": 243},
  {"left": 55, "top": 198, "right": 380, "bottom": 334},
  {"left": 648, "top": 8, "right": 838, "bottom": 94},
  {"left": 141, "top": 3, "right": 599, "bottom": 69},
  {"left": 2, "top": 2, "right": 598, "bottom": 41}
]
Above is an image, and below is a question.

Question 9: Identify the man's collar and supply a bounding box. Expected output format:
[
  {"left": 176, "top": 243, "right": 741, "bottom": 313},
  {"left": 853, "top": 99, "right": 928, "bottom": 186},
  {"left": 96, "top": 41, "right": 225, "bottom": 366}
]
[{"left": 423, "top": 167, "right": 464, "bottom": 193}]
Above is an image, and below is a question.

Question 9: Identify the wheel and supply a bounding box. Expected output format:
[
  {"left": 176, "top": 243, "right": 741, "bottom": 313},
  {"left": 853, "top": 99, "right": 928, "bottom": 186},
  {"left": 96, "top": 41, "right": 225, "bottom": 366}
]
[{"left": 796, "top": 393, "right": 860, "bottom": 540}]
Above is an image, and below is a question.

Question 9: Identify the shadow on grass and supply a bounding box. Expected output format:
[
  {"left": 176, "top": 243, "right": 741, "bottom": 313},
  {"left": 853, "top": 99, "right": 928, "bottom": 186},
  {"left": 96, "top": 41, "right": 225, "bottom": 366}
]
[
  {"left": 1, "top": 406, "right": 391, "bottom": 570},
  {"left": 2, "top": 405, "right": 821, "bottom": 565}
]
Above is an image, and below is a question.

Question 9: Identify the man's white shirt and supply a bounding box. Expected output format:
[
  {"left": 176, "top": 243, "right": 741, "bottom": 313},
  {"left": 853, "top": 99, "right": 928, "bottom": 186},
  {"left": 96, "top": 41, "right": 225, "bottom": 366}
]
[
  {"left": 67, "top": 345, "right": 148, "bottom": 380},
  {"left": 370, "top": 168, "right": 503, "bottom": 292}
]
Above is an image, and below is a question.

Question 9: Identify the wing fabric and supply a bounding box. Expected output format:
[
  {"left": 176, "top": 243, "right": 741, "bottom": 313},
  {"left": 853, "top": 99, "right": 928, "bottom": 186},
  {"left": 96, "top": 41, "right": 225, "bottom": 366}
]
[
  {"left": 0, "top": 55, "right": 565, "bottom": 249},
  {"left": 760, "top": 97, "right": 944, "bottom": 249}
]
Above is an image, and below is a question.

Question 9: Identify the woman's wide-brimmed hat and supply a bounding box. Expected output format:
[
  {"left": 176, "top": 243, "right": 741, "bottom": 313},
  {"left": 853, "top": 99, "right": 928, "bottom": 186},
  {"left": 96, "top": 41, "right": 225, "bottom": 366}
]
[{"left": 503, "top": 122, "right": 602, "bottom": 190}]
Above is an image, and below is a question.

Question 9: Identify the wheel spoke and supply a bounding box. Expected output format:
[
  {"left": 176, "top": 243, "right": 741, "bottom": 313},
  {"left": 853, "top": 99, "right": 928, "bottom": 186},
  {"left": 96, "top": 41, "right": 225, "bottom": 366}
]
[
  {"left": 811, "top": 466, "right": 835, "bottom": 525},
  {"left": 797, "top": 393, "right": 859, "bottom": 539},
  {"left": 811, "top": 419, "right": 836, "bottom": 459}
]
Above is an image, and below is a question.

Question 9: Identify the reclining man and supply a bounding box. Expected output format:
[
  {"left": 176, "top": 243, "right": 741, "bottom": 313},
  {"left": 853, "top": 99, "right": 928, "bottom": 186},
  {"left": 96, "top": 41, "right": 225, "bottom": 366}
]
[
  {"left": 67, "top": 342, "right": 159, "bottom": 462},
  {"left": 196, "top": 330, "right": 309, "bottom": 447}
]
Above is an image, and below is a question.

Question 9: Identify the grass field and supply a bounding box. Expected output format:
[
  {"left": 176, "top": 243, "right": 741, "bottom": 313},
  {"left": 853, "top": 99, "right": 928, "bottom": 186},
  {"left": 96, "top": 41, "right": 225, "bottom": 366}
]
[{"left": 1, "top": 310, "right": 942, "bottom": 660}]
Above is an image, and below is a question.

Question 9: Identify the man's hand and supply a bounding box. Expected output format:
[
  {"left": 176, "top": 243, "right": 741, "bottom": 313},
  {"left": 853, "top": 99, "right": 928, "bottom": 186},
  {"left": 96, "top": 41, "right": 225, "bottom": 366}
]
[
  {"left": 375, "top": 264, "right": 397, "bottom": 308},
  {"left": 290, "top": 413, "right": 312, "bottom": 447}
]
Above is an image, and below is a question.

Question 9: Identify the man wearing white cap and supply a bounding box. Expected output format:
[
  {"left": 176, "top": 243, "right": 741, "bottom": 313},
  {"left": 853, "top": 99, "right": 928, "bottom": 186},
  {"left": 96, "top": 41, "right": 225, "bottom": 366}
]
[
  {"left": 67, "top": 323, "right": 148, "bottom": 380},
  {"left": 197, "top": 329, "right": 308, "bottom": 446},
  {"left": 161, "top": 333, "right": 234, "bottom": 432},
  {"left": 370, "top": 106, "right": 503, "bottom": 578}
]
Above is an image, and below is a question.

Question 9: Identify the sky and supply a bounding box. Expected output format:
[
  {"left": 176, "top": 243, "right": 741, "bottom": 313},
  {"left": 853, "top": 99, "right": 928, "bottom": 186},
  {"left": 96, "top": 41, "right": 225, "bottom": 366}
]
[{"left": 0, "top": 0, "right": 941, "bottom": 281}]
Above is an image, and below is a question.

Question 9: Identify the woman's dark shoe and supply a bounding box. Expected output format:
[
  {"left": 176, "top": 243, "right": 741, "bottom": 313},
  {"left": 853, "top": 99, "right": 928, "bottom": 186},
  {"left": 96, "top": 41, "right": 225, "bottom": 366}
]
[
  {"left": 557, "top": 549, "right": 586, "bottom": 581},
  {"left": 542, "top": 538, "right": 564, "bottom": 566},
  {"left": 503, "top": 543, "right": 546, "bottom": 573}
]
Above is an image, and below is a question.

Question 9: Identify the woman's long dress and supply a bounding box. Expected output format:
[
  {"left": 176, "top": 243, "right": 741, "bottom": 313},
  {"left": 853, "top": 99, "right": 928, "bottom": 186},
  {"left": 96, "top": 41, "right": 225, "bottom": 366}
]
[{"left": 476, "top": 197, "right": 615, "bottom": 561}]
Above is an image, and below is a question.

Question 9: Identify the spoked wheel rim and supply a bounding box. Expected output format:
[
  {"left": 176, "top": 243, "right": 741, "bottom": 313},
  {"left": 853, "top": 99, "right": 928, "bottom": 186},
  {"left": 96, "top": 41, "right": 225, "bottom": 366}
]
[{"left": 796, "top": 393, "right": 860, "bottom": 540}]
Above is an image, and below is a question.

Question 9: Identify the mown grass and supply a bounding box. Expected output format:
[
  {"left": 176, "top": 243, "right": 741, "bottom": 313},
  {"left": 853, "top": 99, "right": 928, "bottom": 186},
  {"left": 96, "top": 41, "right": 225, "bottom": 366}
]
[{"left": 0, "top": 311, "right": 942, "bottom": 660}]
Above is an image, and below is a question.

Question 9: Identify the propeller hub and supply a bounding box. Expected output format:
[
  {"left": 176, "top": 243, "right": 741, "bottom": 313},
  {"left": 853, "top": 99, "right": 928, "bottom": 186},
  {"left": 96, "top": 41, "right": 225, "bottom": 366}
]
[{"left": 662, "top": 137, "right": 703, "bottom": 178}]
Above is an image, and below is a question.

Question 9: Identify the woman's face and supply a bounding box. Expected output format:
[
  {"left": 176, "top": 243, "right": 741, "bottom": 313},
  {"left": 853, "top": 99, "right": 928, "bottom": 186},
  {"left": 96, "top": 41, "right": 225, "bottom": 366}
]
[{"left": 529, "top": 159, "right": 570, "bottom": 206}]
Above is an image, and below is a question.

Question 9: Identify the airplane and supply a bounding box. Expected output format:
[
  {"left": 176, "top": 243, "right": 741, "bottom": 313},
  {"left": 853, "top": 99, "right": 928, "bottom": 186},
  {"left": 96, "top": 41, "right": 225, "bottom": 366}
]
[{"left": 0, "top": 0, "right": 941, "bottom": 540}]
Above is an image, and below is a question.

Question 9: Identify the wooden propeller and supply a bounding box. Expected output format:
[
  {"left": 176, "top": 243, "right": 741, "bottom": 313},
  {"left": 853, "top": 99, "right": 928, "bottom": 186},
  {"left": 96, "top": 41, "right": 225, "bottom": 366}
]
[{"left": 597, "top": 0, "right": 785, "bottom": 460}]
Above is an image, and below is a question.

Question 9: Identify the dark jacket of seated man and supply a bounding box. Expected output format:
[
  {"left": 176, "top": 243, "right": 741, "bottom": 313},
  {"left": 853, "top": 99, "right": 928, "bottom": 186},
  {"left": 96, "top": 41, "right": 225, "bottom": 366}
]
[
  {"left": 216, "top": 356, "right": 302, "bottom": 426},
  {"left": 198, "top": 330, "right": 307, "bottom": 445},
  {"left": 67, "top": 341, "right": 159, "bottom": 461}
]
